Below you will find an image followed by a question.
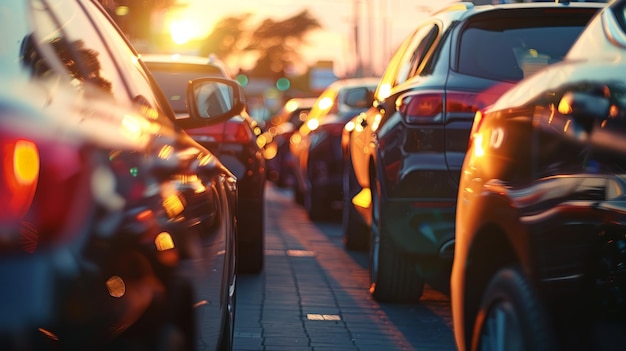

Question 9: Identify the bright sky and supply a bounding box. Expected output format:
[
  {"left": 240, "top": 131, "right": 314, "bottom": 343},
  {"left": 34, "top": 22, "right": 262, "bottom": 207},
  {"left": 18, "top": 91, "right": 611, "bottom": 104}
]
[{"left": 162, "top": 0, "right": 454, "bottom": 76}]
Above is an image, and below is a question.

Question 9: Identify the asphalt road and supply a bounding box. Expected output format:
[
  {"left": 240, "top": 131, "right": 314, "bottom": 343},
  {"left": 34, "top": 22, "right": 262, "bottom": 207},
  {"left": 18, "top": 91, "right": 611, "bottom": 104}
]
[{"left": 233, "top": 183, "right": 457, "bottom": 351}]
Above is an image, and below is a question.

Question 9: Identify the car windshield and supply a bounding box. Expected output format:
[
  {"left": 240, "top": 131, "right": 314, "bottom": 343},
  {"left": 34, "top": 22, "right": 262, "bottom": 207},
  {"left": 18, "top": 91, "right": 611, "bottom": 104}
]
[{"left": 458, "top": 19, "right": 592, "bottom": 81}]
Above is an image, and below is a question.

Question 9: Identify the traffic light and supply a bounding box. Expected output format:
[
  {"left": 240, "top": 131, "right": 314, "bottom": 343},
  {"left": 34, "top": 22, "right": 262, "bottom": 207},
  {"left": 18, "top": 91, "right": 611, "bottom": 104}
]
[
  {"left": 236, "top": 73, "right": 249, "bottom": 87},
  {"left": 275, "top": 77, "right": 290, "bottom": 91}
]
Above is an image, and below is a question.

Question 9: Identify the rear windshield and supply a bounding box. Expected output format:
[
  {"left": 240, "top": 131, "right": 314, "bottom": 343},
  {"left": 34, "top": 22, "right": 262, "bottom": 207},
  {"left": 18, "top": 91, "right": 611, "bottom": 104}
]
[
  {"left": 148, "top": 64, "right": 223, "bottom": 113},
  {"left": 458, "top": 10, "right": 599, "bottom": 82}
]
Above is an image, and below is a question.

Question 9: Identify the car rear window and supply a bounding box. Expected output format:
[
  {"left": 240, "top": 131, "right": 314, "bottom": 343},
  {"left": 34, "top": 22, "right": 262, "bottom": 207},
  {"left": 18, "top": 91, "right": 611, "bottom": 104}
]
[
  {"left": 458, "top": 9, "right": 599, "bottom": 82},
  {"left": 147, "top": 64, "right": 224, "bottom": 113}
]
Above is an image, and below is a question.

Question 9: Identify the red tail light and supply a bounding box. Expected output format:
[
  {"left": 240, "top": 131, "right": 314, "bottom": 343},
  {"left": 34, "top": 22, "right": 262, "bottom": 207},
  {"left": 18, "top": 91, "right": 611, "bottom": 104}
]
[
  {"left": 186, "top": 120, "right": 253, "bottom": 143},
  {"left": 398, "top": 89, "right": 506, "bottom": 124},
  {"left": 399, "top": 92, "right": 444, "bottom": 123},
  {"left": 1, "top": 137, "right": 39, "bottom": 223},
  {"left": 0, "top": 130, "right": 92, "bottom": 252}
]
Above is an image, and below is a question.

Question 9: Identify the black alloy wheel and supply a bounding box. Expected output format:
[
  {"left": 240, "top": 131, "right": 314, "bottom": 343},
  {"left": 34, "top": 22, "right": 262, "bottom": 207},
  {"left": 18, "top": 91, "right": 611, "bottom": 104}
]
[
  {"left": 472, "top": 266, "right": 557, "bottom": 351},
  {"left": 368, "top": 175, "right": 424, "bottom": 303}
]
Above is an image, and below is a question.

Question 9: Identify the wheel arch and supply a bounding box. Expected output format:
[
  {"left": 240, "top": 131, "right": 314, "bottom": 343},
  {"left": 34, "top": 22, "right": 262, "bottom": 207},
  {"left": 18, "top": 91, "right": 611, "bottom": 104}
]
[{"left": 462, "top": 222, "right": 520, "bottom": 349}]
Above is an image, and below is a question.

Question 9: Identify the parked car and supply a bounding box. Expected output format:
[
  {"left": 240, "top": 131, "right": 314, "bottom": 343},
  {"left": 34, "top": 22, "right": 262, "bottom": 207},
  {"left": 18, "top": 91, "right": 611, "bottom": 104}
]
[
  {"left": 343, "top": 0, "right": 604, "bottom": 303},
  {"left": 452, "top": 1, "right": 626, "bottom": 350},
  {"left": 0, "top": 1, "right": 241, "bottom": 349},
  {"left": 291, "top": 77, "right": 378, "bottom": 220},
  {"left": 262, "top": 97, "right": 317, "bottom": 188},
  {"left": 141, "top": 54, "right": 266, "bottom": 274}
]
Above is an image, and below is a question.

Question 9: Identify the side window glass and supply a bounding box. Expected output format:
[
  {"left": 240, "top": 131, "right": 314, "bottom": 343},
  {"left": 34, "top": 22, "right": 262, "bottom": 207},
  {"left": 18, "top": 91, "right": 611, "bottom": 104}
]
[
  {"left": 407, "top": 26, "right": 439, "bottom": 78},
  {"left": 30, "top": 0, "right": 126, "bottom": 100},
  {"left": 83, "top": 1, "right": 172, "bottom": 125},
  {"left": 395, "top": 24, "right": 438, "bottom": 85},
  {"left": 374, "top": 31, "right": 416, "bottom": 101}
]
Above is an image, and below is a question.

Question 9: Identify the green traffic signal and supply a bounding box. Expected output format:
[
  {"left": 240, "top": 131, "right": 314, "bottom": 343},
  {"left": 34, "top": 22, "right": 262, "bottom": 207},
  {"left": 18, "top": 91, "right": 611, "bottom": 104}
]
[
  {"left": 275, "top": 77, "right": 290, "bottom": 91},
  {"left": 236, "top": 74, "right": 249, "bottom": 87}
]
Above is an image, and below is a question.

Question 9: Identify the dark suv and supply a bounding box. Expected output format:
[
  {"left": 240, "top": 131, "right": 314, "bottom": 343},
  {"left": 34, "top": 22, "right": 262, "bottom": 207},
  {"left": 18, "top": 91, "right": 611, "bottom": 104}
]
[
  {"left": 343, "top": 1, "right": 604, "bottom": 303},
  {"left": 452, "top": 1, "right": 626, "bottom": 350}
]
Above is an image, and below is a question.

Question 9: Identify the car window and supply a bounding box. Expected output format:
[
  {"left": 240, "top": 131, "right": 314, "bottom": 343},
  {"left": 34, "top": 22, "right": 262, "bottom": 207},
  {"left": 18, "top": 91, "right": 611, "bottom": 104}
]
[
  {"left": 458, "top": 18, "right": 592, "bottom": 81},
  {"left": 395, "top": 24, "right": 439, "bottom": 85},
  {"left": 373, "top": 29, "right": 416, "bottom": 101},
  {"left": 148, "top": 66, "right": 223, "bottom": 113},
  {"left": 30, "top": 0, "right": 127, "bottom": 99},
  {"left": 374, "top": 23, "right": 438, "bottom": 102},
  {"left": 82, "top": 1, "right": 177, "bottom": 125}
]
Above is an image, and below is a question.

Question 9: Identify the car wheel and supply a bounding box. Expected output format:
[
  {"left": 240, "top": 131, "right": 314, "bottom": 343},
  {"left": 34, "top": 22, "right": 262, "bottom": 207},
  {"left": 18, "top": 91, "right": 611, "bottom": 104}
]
[
  {"left": 342, "top": 154, "right": 369, "bottom": 251},
  {"left": 472, "top": 266, "right": 557, "bottom": 351},
  {"left": 293, "top": 182, "right": 304, "bottom": 205},
  {"left": 304, "top": 182, "right": 330, "bottom": 221},
  {"left": 237, "top": 200, "right": 264, "bottom": 274},
  {"left": 368, "top": 176, "right": 424, "bottom": 303}
]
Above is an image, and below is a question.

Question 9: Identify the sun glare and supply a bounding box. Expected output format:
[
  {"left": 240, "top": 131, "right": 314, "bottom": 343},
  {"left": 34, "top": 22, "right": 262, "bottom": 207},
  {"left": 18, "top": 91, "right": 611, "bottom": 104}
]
[{"left": 169, "top": 20, "right": 196, "bottom": 44}]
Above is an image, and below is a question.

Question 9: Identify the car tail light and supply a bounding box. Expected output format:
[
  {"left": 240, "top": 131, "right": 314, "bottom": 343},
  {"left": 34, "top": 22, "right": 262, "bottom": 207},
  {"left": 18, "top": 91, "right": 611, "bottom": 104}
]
[
  {"left": 1, "top": 137, "right": 39, "bottom": 223},
  {"left": 0, "top": 130, "right": 93, "bottom": 252},
  {"left": 186, "top": 120, "right": 253, "bottom": 143},
  {"left": 398, "top": 89, "right": 506, "bottom": 124},
  {"left": 398, "top": 92, "right": 444, "bottom": 123}
]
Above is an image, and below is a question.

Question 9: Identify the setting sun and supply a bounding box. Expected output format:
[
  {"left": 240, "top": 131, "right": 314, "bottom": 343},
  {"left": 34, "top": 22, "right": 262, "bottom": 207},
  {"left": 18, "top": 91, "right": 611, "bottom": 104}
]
[{"left": 169, "top": 19, "right": 202, "bottom": 45}]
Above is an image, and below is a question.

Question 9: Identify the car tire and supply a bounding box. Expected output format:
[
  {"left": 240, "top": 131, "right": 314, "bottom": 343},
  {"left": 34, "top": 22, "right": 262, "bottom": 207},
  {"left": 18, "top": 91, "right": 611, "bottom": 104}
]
[
  {"left": 237, "top": 201, "right": 264, "bottom": 274},
  {"left": 304, "top": 182, "right": 330, "bottom": 221},
  {"left": 342, "top": 154, "right": 369, "bottom": 251},
  {"left": 293, "top": 182, "right": 304, "bottom": 205},
  {"left": 369, "top": 177, "right": 424, "bottom": 303},
  {"left": 471, "top": 266, "right": 557, "bottom": 351}
]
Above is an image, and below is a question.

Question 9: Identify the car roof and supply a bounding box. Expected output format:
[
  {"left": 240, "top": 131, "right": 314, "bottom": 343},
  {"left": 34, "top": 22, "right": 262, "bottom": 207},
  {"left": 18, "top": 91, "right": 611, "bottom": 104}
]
[
  {"left": 431, "top": 1, "right": 606, "bottom": 22},
  {"left": 140, "top": 53, "right": 231, "bottom": 77}
]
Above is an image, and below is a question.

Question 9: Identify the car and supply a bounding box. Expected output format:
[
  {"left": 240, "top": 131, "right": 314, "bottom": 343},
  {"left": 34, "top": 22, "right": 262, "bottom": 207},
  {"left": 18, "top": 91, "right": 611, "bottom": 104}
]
[
  {"left": 343, "top": 0, "right": 605, "bottom": 303},
  {"left": 0, "top": 1, "right": 241, "bottom": 350},
  {"left": 290, "top": 77, "right": 378, "bottom": 221},
  {"left": 262, "top": 97, "right": 317, "bottom": 188},
  {"left": 141, "top": 54, "right": 267, "bottom": 274},
  {"left": 451, "top": 1, "right": 626, "bottom": 350}
]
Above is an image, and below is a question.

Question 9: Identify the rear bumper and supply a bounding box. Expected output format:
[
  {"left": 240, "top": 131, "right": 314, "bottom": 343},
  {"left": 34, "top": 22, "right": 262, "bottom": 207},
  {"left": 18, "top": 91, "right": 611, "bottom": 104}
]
[{"left": 380, "top": 198, "right": 456, "bottom": 259}]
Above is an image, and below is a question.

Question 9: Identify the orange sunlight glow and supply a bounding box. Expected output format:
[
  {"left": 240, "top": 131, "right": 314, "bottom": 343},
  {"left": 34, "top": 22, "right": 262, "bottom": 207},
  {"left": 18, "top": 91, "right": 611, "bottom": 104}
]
[{"left": 169, "top": 19, "right": 198, "bottom": 45}]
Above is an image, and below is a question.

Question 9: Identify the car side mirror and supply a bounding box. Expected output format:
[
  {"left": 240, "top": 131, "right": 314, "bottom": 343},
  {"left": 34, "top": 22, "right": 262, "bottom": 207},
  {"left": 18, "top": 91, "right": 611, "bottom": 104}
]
[
  {"left": 344, "top": 87, "right": 374, "bottom": 109},
  {"left": 180, "top": 77, "right": 246, "bottom": 129}
]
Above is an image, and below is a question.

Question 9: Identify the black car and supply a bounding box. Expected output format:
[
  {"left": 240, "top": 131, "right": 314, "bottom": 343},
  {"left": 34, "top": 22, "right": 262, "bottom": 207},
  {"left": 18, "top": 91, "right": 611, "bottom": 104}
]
[
  {"left": 452, "top": 1, "right": 626, "bottom": 350},
  {"left": 0, "top": 1, "right": 242, "bottom": 350},
  {"left": 142, "top": 54, "right": 267, "bottom": 274},
  {"left": 343, "top": 1, "right": 605, "bottom": 303},
  {"left": 290, "top": 77, "right": 378, "bottom": 221}
]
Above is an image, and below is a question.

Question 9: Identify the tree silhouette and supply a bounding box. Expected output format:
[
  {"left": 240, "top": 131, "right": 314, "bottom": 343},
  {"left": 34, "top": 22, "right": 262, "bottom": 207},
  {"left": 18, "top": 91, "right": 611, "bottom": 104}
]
[
  {"left": 199, "top": 13, "right": 252, "bottom": 60},
  {"left": 200, "top": 10, "right": 321, "bottom": 78}
]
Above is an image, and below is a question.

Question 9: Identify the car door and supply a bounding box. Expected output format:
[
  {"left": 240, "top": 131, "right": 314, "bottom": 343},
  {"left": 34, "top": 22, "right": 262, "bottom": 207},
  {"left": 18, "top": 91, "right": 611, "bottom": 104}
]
[{"left": 38, "top": 1, "right": 234, "bottom": 348}]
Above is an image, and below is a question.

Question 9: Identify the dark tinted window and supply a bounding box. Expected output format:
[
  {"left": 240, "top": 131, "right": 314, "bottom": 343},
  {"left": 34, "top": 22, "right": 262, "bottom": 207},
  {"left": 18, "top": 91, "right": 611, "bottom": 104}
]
[
  {"left": 458, "top": 15, "right": 594, "bottom": 81},
  {"left": 148, "top": 65, "right": 223, "bottom": 113},
  {"left": 31, "top": 0, "right": 126, "bottom": 98}
]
